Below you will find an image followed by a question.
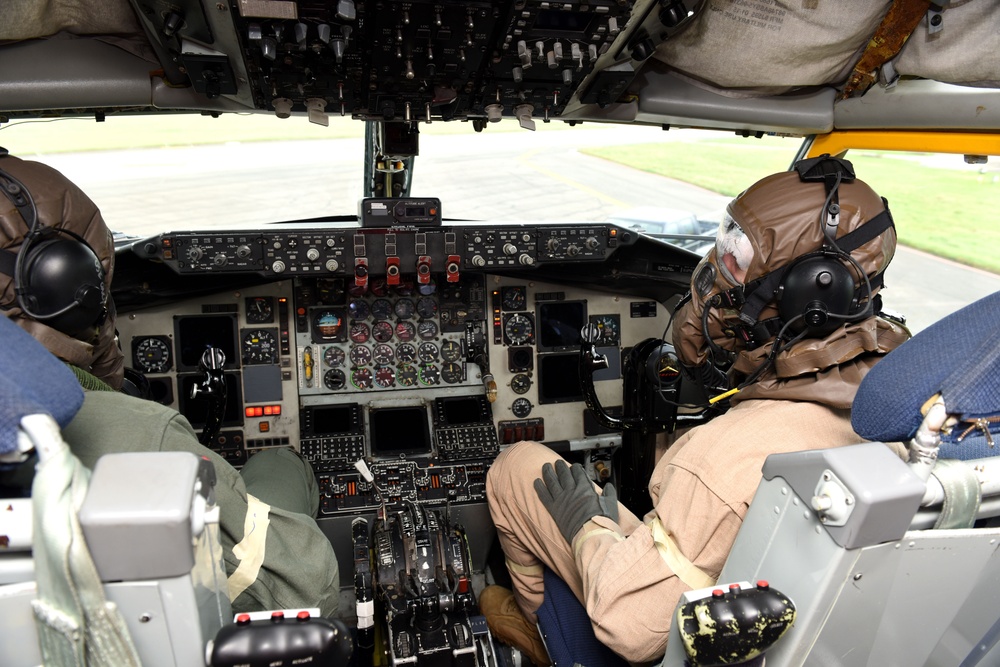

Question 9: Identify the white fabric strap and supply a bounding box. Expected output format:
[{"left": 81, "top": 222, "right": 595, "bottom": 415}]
[
  {"left": 505, "top": 557, "right": 544, "bottom": 577},
  {"left": 228, "top": 493, "right": 272, "bottom": 601},
  {"left": 648, "top": 517, "right": 716, "bottom": 590}
]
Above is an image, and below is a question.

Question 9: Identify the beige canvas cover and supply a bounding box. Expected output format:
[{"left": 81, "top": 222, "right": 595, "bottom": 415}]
[
  {"left": 893, "top": 1, "right": 1000, "bottom": 87},
  {"left": 653, "top": 0, "right": 893, "bottom": 96}
]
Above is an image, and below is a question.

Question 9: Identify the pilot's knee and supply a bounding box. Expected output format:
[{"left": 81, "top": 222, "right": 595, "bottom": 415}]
[
  {"left": 487, "top": 441, "right": 561, "bottom": 499},
  {"left": 241, "top": 447, "right": 319, "bottom": 516}
]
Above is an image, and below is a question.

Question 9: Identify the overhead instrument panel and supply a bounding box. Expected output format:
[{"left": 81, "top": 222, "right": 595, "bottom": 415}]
[{"left": 220, "top": 0, "right": 635, "bottom": 125}]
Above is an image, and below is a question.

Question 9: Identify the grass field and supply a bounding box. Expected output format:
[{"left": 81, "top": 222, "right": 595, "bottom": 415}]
[{"left": 583, "top": 138, "right": 1000, "bottom": 274}]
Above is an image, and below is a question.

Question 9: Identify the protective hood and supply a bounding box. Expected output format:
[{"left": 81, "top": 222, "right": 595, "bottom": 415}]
[
  {"left": 672, "top": 168, "right": 907, "bottom": 407},
  {"left": 0, "top": 154, "right": 124, "bottom": 389}
]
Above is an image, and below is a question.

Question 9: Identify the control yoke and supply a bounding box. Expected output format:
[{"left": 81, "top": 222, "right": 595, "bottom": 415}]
[
  {"left": 192, "top": 346, "right": 228, "bottom": 446},
  {"left": 579, "top": 324, "right": 682, "bottom": 435}
]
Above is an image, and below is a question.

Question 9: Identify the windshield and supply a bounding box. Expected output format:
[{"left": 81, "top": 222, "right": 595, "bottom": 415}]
[
  {"left": 2, "top": 115, "right": 752, "bottom": 235},
  {"left": 2, "top": 113, "right": 999, "bottom": 332}
]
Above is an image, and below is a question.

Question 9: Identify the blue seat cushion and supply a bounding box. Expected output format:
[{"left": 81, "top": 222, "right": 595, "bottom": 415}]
[
  {"left": 535, "top": 567, "right": 628, "bottom": 667},
  {"left": 852, "top": 291, "right": 1000, "bottom": 459},
  {"left": 0, "top": 316, "right": 84, "bottom": 455}
]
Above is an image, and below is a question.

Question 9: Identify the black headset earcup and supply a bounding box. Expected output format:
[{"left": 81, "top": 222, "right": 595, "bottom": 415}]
[
  {"left": 21, "top": 236, "right": 106, "bottom": 336},
  {"left": 777, "top": 255, "right": 855, "bottom": 337}
]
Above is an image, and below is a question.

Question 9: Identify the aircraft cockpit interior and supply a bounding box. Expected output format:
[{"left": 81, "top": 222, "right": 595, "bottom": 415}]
[{"left": 3, "top": 0, "right": 1000, "bottom": 665}]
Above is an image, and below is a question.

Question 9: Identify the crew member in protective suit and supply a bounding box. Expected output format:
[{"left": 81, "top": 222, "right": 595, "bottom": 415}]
[
  {"left": 482, "top": 161, "right": 911, "bottom": 664},
  {"left": 0, "top": 152, "right": 340, "bottom": 616}
]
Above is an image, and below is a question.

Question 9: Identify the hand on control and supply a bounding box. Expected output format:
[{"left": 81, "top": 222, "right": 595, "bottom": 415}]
[{"left": 533, "top": 459, "right": 619, "bottom": 544}]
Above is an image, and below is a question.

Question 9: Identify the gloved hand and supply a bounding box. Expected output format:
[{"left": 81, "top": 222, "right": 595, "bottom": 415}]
[{"left": 533, "top": 459, "right": 619, "bottom": 544}]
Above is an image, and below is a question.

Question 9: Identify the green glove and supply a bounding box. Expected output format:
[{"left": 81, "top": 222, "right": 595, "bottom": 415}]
[{"left": 533, "top": 459, "right": 620, "bottom": 544}]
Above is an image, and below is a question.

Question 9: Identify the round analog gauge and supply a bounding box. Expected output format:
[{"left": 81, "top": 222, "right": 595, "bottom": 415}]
[
  {"left": 417, "top": 342, "right": 438, "bottom": 363},
  {"left": 512, "top": 397, "right": 533, "bottom": 418},
  {"left": 348, "top": 299, "right": 370, "bottom": 321},
  {"left": 417, "top": 281, "right": 437, "bottom": 296},
  {"left": 440, "top": 340, "right": 462, "bottom": 362},
  {"left": 242, "top": 329, "right": 278, "bottom": 365},
  {"left": 395, "top": 321, "right": 417, "bottom": 342},
  {"left": 502, "top": 286, "right": 527, "bottom": 311},
  {"left": 324, "top": 346, "right": 346, "bottom": 367},
  {"left": 419, "top": 364, "right": 440, "bottom": 386},
  {"left": 349, "top": 322, "right": 370, "bottom": 343},
  {"left": 312, "top": 309, "right": 345, "bottom": 341},
  {"left": 133, "top": 336, "right": 172, "bottom": 374},
  {"left": 396, "top": 342, "right": 416, "bottom": 363},
  {"left": 371, "top": 298, "right": 393, "bottom": 319},
  {"left": 591, "top": 315, "right": 621, "bottom": 346},
  {"left": 394, "top": 280, "right": 415, "bottom": 297},
  {"left": 324, "top": 368, "right": 346, "bottom": 390},
  {"left": 372, "top": 321, "right": 394, "bottom": 343},
  {"left": 394, "top": 298, "right": 415, "bottom": 319},
  {"left": 370, "top": 279, "right": 389, "bottom": 297},
  {"left": 373, "top": 343, "right": 395, "bottom": 365},
  {"left": 352, "top": 367, "right": 373, "bottom": 389},
  {"left": 416, "top": 297, "right": 438, "bottom": 318},
  {"left": 510, "top": 373, "right": 532, "bottom": 395},
  {"left": 397, "top": 363, "right": 418, "bottom": 386},
  {"left": 349, "top": 345, "right": 372, "bottom": 366},
  {"left": 441, "top": 362, "right": 464, "bottom": 384},
  {"left": 374, "top": 366, "right": 396, "bottom": 388},
  {"left": 417, "top": 320, "right": 438, "bottom": 340},
  {"left": 504, "top": 313, "right": 534, "bottom": 345},
  {"left": 245, "top": 296, "right": 274, "bottom": 324}
]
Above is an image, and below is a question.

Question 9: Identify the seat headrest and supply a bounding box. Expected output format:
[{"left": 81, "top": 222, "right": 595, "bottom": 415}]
[
  {"left": 852, "top": 290, "right": 1000, "bottom": 454},
  {"left": 0, "top": 316, "right": 84, "bottom": 456}
]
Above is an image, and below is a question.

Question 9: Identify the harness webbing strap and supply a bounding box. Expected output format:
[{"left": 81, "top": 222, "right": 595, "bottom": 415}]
[{"left": 834, "top": 207, "right": 895, "bottom": 254}]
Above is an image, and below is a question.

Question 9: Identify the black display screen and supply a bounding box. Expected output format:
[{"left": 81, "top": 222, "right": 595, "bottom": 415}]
[
  {"left": 177, "top": 372, "right": 244, "bottom": 428},
  {"left": 370, "top": 406, "right": 432, "bottom": 455},
  {"left": 311, "top": 405, "right": 358, "bottom": 436},
  {"left": 440, "top": 396, "right": 484, "bottom": 425},
  {"left": 538, "top": 301, "right": 586, "bottom": 348},
  {"left": 538, "top": 354, "right": 584, "bottom": 404},
  {"left": 175, "top": 314, "right": 238, "bottom": 371}
]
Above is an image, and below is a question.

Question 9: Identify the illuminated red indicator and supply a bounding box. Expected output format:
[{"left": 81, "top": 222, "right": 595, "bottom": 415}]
[
  {"left": 297, "top": 611, "right": 311, "bottom": 621},
  {"left": 264, "top": 405, "right": 274, "bottom": 415},
  {"left": 609, "top": 229, "right": 617, "bottom": 237}
]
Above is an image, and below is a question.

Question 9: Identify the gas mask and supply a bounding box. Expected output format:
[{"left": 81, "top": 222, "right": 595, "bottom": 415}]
[{"left": 672, "top": 162, "right": 898, "bottom": 390}]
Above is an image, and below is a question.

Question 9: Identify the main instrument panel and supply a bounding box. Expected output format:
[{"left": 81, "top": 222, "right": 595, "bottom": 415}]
[{"left": 119, "top": 220, "right": 679, "bottom": 521}]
